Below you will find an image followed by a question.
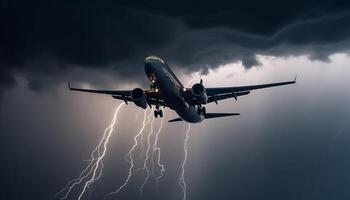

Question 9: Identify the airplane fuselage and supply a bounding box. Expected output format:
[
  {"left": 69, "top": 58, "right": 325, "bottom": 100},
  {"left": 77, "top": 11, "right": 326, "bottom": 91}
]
[{"left": 144, "top": 57, "right": 204, "bottom": 123}]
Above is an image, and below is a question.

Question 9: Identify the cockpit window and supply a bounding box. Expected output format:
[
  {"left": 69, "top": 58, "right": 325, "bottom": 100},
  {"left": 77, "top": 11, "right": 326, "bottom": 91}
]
[{"left": 144, "top": 56, "right": 165, "bottom": 64}]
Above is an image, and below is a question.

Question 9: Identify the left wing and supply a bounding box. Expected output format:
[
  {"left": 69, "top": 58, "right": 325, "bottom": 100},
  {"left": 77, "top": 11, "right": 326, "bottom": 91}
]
[
  {"left": 68, "top": 83, "right": 165, "bottom": 106},
  {"left": 200, "top": 76, "right": 296, "bottom": 104},
  {"left": 68, "top": 82, "right": 131, "bottom": 96}
]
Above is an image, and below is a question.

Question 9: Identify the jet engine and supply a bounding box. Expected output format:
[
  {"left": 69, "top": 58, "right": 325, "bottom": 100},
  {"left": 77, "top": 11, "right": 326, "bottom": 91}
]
[
  {"left": 191, "top": 83, "right": 208, "bottom": 104},
  {"left": 131, "top": 88, "right": 148, "bottom": 108}
]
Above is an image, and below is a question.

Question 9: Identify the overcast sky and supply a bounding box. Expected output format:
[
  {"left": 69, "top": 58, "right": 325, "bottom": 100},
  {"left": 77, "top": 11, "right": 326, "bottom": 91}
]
[{"left": 1, "top": 1, "right": 350, "bottom": 200}]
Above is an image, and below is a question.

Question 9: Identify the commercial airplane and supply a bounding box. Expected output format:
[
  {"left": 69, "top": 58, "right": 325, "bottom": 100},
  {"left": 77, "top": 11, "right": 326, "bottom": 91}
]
[{"left": 69, "top": 56, "right": 296, "bottom": 123}]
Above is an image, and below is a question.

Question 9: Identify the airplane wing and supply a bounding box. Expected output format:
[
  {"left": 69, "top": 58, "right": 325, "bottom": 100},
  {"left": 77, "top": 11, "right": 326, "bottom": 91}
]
[
  {"left": 68, "top": 83, "right": 165, "bottom": 106},
  {"left": 68, "top": 82, "right": 132, "bottom": 96},
  {"left": 204, "top": 76, "right": 296, "bottom": 104}
]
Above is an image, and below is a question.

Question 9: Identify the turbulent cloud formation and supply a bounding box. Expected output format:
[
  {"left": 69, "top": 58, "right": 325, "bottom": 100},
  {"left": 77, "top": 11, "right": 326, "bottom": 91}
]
[
  {"left": 1, "top": 0, "right": 350, "bottom": 91},
  {"left": 2, "top": 1, "right": 350, "bottom": 199}
]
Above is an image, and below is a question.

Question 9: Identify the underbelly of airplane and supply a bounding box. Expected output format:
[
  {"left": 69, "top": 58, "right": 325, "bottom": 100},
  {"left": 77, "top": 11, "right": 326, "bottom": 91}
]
[
  {"left": 175, "top": 106, "right": 204, "bottom": 123},
  {"left": 153, "top": 65, "right": 204, "bottom": 123}
]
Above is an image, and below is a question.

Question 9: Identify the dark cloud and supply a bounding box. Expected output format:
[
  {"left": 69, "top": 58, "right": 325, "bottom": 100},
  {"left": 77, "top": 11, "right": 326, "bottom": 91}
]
[
  {"left": 1, "top": 0, "right": 350, "bottom": 91},
  {"left": 121, "top": 0, "right": 350, "bottom": 35},
  {"left": 2, "top": 1, "right": 350, "bottom": 199},
  {"left": 242, "top": 55, "right": 261, "bottom": 69}
]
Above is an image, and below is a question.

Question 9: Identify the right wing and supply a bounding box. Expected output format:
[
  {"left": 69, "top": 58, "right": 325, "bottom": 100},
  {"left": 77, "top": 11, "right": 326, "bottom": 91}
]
[
  {"left": 206, "top": 78, "right": 296, "bottom": 97},
  {"left": 68, "top": 83, "right": 165, "bottom": 106},
  {"left": 186, "top": 76, "right": 296, "bottom": 105}
]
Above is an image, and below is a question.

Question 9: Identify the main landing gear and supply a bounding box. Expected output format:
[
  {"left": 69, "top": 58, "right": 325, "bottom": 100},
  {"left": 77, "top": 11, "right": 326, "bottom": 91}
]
[
  {"left": 197, "top": 105, "right": 206, "bottom": 115},
  {"left": 154, "top": 110, "right": 163, "bottom": 118},
  {"left": 154, "top": 104, "right": 163, "bottom": 118}
]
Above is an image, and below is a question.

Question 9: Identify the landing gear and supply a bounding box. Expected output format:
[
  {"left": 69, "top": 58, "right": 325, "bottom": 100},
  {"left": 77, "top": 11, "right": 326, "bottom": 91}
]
[
  {"left": 154, "top": 104, "right": 163, "bottom": 118},
  {"left": 197, "top": 106, "right": 206, "bottom": 115},
  {"left": 154, "top": 109, "right": 163, "bottom": 118}
]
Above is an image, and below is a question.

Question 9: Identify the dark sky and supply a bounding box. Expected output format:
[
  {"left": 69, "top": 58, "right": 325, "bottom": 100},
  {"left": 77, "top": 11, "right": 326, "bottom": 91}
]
[{"left": 1, "top": 0, "right": 350, "bottom": 200}]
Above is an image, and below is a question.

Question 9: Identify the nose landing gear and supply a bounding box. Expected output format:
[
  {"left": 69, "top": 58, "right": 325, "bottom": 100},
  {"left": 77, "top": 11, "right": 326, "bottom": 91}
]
[{"left": 150, "top": 84, "right": 156, "bottom": 90}]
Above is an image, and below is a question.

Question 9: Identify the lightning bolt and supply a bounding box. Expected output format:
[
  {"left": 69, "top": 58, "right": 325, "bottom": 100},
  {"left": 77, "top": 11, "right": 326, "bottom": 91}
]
[
  {"left": 139, "top": 116, "right": 155, "bottom": 197},
  {"left": 179, "top": 124, "right": 191, "bottom": 200},
  {"left": 151, "top": 117, "right": 165, "bottom": 184},
  {"left": 77, "top": 103, "right": 125, "bottom": 200},
  {"left": 55, "top": 148, "right": 101, "bottom": 200},
  {"left": 124, "top": 110, "right": 148, "bottom": 164},
  {"left": 54, "top": 105, "right": 192, "bottom": 199},
  {"left": 51, "top": 154, "right": 97, "bottom": 200},
  {"left": 106, "top": 109, "right": 152, "bottom": 197},
  {"left": 137, "top": 111, "right": 153, "bottom": 161},
  {"left": 52, "top": 103, "right": 125, "bottom": 200}
]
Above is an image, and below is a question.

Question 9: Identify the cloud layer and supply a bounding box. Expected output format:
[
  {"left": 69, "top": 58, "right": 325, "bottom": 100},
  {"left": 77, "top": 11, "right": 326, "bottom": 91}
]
[{"left": 1, "top": 0, "right": 350, "bottom": 92}]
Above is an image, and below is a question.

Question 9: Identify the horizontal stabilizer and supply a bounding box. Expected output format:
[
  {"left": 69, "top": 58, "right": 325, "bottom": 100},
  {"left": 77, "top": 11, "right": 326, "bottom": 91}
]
[
  {"left": 204, "top": 113, "right": 240, "bottom": 119},
  {"left": 168, "top": 113, "right": 240, "bottom": 123},
  {"left": 168, "top": 118, "right": 183, "bottom": 122}
]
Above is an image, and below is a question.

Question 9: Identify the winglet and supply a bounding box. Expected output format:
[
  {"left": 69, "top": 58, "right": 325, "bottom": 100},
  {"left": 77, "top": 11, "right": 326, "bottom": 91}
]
[{"left": 294, "top": 75, "right": 297, "bottom": 83}]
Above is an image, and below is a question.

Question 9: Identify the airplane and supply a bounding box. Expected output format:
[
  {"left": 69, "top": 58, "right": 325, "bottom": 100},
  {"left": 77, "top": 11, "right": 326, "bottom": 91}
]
[{"left": 69, "top": 56, "right": 296, "bottom": 123}]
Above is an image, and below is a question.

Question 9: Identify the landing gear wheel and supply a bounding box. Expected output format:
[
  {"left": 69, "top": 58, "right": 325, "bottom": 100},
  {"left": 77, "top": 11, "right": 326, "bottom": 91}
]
[
  {"left": 151, "top": 84, "right": 157, "bottom": 90},
  {"left": 154, "top": 109, "right": 163, "bottom": 118},
  {"left": 197, "top": 106, "right": 206, "bottom": 115}
]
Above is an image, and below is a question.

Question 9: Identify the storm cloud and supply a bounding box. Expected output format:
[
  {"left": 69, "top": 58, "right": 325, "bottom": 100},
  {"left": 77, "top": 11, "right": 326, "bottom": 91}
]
[
  {"left": 1, "top": 0, "right": 350, "bottom": 92},
  {"left": 1, "top": 1, "right": 350, "bottom": 199}
]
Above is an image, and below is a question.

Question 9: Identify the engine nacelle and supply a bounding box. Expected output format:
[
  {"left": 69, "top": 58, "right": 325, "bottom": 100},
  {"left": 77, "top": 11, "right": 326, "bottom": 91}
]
[
  {"left": 131, "top": 88, "right": 148, "bottom": 109},
  {"left": 191, "top": 83, "right": 208, "bottom": 104}
]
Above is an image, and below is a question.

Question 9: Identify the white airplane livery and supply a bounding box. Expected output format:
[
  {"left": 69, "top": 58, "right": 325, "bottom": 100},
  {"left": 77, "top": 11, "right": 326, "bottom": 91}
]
[{"left": 69, "top": 56, "right": 296, "bottom": 123}]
